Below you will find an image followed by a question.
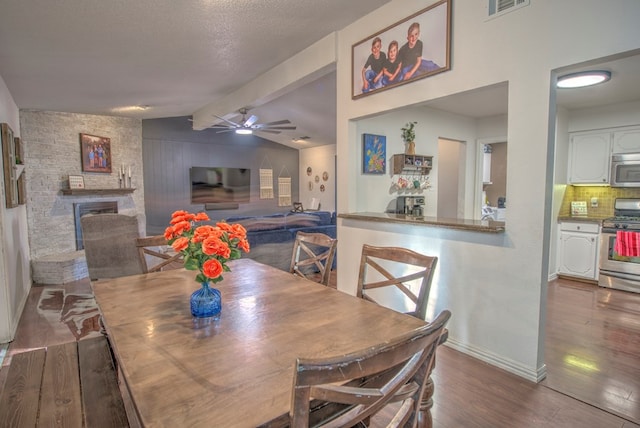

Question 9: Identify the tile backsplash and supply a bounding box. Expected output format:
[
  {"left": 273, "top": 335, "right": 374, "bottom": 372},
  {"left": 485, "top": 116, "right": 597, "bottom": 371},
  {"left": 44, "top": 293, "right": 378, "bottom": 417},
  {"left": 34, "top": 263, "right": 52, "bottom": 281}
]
[{"left": 559, "top": 186, "right": 640, "bottom": 217}]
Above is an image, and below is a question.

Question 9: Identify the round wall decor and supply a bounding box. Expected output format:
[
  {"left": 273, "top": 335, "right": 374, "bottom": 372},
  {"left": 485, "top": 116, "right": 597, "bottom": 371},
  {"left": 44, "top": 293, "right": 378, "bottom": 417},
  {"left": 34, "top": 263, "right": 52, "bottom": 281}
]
[{"left": 306, "top": 167, "right": 312, "bottom": 176}]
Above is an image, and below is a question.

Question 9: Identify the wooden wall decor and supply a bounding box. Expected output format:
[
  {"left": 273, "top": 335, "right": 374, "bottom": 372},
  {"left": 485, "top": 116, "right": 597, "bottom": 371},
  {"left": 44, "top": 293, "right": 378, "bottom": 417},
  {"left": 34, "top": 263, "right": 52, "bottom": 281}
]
[{"left": 1, "top": 123, "right": 18, "bottom": 208}]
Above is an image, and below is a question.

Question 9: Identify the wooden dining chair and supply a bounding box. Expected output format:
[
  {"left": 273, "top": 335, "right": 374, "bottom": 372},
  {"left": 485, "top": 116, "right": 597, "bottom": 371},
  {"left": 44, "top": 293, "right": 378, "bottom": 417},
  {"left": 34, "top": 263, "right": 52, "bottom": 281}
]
[
  {"left": 289, "top": 310, "right": 451, "bottom": 427},
  {"left": 289, "top": 231, "right": 338, "bottom": 286},
  {"left": 135, "top": 235, "right": 183, "bottom": 273},
  {"left": 356, "top": 244, "right": 437, "bottom": 321},
  {"left": 81, "top": 213, "right": 145, "bottom": 280}
]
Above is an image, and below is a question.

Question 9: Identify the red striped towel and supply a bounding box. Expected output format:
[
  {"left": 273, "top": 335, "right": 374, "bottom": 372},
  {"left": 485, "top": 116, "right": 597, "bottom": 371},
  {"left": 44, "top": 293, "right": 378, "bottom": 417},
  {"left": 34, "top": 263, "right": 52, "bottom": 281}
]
[{"left": 614, "top": 230, "right": 640, "bottom": 257}]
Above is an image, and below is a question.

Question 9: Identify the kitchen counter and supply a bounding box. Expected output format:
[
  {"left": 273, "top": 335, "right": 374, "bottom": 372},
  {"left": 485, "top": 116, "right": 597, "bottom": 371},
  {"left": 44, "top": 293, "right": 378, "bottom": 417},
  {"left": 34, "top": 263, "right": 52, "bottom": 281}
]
[
  {"left": 338, "top": 212, "right": 505, "bottom": 233},
  {"left": 557, "top": 216, "right": 607, "bottom": 223}
]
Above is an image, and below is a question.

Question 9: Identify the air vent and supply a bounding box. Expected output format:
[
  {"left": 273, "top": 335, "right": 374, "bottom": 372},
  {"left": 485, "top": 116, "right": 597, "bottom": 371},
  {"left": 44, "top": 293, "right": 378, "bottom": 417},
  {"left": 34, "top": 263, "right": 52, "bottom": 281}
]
[{"left": 487, "top": 0, "right": 529, "bottom": 19}]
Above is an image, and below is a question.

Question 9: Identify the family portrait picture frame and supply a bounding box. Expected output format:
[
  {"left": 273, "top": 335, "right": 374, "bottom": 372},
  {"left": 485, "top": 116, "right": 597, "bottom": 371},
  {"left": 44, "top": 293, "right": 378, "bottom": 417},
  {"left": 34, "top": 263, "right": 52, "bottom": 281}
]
[
  {"left": 362, "top": 133, "right": 386, "bottom": 175},
  {"left": 80, "top": 133, "right": 112, "bottom": 173},
  {"left": 351, "top": 0, "right": 451, "bottom": 99}
]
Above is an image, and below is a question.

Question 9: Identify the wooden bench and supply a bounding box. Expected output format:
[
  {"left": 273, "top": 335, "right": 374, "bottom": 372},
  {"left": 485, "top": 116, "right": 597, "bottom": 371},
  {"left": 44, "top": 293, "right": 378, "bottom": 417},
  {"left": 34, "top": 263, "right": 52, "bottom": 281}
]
[{"left": 0, "top": 335, "right": 129, "bottom": 427}]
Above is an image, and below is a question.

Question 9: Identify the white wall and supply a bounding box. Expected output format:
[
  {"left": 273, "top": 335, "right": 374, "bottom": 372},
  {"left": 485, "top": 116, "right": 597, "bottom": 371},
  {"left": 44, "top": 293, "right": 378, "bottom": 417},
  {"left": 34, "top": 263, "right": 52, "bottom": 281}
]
[
  {"left": 299, "top": 145, "right": 336, "bottom": 212},
  {"left": 335, "top": 0, "right": 640, "bottom": 381},
  {"left": 0, "top": 74, "right": 31, "bottom": 343}
]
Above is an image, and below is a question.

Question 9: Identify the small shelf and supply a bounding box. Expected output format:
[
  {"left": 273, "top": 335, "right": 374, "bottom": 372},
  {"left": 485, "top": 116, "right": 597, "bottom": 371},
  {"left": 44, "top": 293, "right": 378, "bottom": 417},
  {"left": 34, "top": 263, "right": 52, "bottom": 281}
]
[
  {"left": 392, "top": 154, "right": 433, "bottom": 175},
  {"left": 60, "top": 188, "right": 136, "bottom": 196}
]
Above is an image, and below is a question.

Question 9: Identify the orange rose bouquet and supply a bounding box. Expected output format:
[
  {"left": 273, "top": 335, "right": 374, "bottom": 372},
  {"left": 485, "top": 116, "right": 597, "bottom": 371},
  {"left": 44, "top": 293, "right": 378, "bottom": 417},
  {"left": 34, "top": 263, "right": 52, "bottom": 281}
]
[{"left": 164, "top": 210, "right": 250, "bottom": 284}]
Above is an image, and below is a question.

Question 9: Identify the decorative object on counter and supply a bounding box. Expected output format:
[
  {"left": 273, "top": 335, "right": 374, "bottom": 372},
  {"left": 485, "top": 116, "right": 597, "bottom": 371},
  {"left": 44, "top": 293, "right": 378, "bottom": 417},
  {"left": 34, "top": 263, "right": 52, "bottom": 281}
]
[
  {"left": 68, "top": 175, "right": 85, "bottom": 189},
  {"left": 164, "top": 210, "right": 250, "bottom": 318},
  {"left": 362, "top": 133, "right": 386, "bottom": 174},
  {"left": 401, "top": 121, "right": 417, "bottom": 155},
  {"left": 570, "top": 201, "right": 587, "bottom": 217},
  {"left": 80, "top": 133, "right": 112, "bottom": 173},
  {"left": 351, "top": 0, "right": 451, "bottom": 99}
]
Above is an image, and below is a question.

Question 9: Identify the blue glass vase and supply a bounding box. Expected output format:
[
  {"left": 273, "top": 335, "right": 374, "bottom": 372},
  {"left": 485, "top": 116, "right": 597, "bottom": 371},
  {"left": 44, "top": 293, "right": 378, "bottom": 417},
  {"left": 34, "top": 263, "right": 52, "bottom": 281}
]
[{"left": 190, "top": 282, "right": 222, "bottom": 318}]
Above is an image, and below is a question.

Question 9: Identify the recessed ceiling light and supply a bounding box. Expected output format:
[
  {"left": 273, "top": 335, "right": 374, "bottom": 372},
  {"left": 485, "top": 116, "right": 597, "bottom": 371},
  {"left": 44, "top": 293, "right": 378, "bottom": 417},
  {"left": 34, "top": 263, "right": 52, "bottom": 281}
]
[
  {"left": 557, "top": 70, "right": 611, "bottom": 88},
  {"left": 235, "top": 128, "right": 253, "bottom": 135}
]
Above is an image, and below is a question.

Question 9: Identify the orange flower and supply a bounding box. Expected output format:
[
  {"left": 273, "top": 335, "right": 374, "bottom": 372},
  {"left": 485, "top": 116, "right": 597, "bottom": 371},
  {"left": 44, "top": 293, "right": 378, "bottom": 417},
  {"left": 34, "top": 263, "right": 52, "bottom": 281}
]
[
  {"left": 193, "top": 225, "right": 223, "bottom": 243},
  {"left": 229, "top": 224, "right": 247, "bottom": 240},
  {"left": 238, "top": 239, "right": 250, "bottom": 252},
  {"left": 194, "top": 212, "right": 210, "bottom": 222},
  {"left": 171, "top": 237, "right": 189, "bottom": 252},
  {"left": 172, "top": 220, "right": 191, "bottom": 236},
  {"left": 202, "top": 237, "right": 231, "bottom": 259},
  {"left": 202, "top": 258, "right": 223, "bottom": 279},
  {"left": 164, "top": 226, "right": 175, "bottom": 240}
]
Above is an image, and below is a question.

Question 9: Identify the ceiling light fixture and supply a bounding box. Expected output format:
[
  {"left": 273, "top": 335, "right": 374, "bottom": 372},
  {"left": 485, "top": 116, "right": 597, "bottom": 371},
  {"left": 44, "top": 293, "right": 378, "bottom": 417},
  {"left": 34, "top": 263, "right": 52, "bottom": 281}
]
[
  {"left": 235, "top": 128, "right": 253, "bottom": 135},
  {"left": 557, "top": 70, "right": 611, "bottom": 89}
]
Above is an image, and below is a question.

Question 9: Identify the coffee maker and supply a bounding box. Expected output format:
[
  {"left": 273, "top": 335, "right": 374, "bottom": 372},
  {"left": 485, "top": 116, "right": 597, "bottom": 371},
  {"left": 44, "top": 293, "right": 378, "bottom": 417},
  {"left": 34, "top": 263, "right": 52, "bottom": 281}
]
[{"left": 396, "top": 196, "right": 425, "bottom": 216}]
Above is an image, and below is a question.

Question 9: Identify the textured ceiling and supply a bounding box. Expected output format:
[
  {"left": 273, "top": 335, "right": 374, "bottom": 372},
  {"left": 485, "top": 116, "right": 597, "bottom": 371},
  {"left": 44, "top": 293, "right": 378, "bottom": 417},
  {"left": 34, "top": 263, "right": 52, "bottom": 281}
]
[
  {"left": 0, "top": 0, "right": 390, "bottom": 123},
  {"left": 1, "top": 2, "right": 639, "bottom": 149}
]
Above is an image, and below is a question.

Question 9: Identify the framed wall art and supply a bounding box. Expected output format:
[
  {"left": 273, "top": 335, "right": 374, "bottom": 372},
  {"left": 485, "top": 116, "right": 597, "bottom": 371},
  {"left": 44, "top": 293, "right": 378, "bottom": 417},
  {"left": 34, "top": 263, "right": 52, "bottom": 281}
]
[
  {"left": 1, "top": 123, "right": 18, "bottom": 207},
  {"left": 362, "top": 133, "right": 386, "bottom": 175},
  {"left": 351, "top": 0, "right": 451, "bottom": 99},
  {"left": 80, "top": 133, "right": 112, "bottom": 173}
]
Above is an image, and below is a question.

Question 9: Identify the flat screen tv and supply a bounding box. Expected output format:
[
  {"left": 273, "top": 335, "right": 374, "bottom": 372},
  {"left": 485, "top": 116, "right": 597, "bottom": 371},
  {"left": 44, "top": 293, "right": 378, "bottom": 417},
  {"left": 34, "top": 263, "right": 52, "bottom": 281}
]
[{"left": 190, "top": 167, "right": 251, "bottom": 204}]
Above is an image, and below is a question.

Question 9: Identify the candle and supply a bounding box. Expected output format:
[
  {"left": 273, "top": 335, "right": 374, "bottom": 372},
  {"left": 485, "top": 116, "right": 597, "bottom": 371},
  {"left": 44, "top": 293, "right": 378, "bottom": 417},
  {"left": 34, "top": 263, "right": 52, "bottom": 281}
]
[{"left": 128, "top": 165, "right": 131, "bottom": 178}]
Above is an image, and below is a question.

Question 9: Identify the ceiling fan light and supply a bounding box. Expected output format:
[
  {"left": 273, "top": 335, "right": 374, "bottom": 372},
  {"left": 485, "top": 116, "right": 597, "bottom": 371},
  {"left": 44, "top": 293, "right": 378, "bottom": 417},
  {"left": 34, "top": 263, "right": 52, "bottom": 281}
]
[
  {"left": 557, "top": 70, "right": 611, "bottom": 88},
  {"left": 235, "top": 128, "right": 253, "bottom": 135}
]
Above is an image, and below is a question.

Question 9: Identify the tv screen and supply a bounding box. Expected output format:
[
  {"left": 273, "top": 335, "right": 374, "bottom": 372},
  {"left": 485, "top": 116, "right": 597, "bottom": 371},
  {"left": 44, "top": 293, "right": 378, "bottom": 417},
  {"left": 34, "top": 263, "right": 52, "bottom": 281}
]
[{"left": 190, "top": 167, "right": 251, "bottom": 204}]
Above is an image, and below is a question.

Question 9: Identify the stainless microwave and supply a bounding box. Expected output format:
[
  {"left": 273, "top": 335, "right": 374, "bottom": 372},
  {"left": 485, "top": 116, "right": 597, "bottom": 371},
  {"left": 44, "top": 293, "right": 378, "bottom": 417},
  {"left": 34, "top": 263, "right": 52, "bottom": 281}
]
[{"left": 611, "top": 153, "right": 640, "bottom": 187}]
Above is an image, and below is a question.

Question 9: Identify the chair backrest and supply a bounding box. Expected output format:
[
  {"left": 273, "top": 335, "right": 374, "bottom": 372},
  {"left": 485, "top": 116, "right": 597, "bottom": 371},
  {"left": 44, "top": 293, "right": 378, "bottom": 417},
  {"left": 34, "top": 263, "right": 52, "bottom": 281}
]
[
  {"left": 289, "top": 231, "right": 337, "bottom": 286},
  {"left": 81, "top": 213, "right": 144, "bottom": 280},
  {"left": 290, "top": 310, "right": 451, "bottom": 428},
  {"left": 135, "top": 235, "right": 183, "bottom": 273},
  {"left": 357, "top": 244, "right": 437, "bottom": 320}
]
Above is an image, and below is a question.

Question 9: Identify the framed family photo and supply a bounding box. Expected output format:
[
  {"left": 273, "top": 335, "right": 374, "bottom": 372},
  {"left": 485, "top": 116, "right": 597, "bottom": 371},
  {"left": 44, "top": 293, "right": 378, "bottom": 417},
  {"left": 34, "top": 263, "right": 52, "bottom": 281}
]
[
  {"left": 352, "top": 0, "right": 451, "bottom": 99},
  {"left": 362, "top": 133, "right": 386, "bottom": 174},
  {"left": 80, "top": 133, "right": 112, "bottom": 173}
]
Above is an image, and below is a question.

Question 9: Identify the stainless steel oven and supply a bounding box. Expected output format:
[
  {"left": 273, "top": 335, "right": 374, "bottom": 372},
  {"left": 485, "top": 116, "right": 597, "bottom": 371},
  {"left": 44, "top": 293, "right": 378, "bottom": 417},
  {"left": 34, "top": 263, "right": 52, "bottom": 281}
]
[{"left": 599, "top": 198, "right": 640, "bottom": 293}]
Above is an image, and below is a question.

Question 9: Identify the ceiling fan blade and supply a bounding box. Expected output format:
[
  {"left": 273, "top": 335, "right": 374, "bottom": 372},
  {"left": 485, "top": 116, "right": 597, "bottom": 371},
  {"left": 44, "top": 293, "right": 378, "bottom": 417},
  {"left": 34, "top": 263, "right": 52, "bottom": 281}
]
[
  {"left": 215, "top": 129, "right": 234, "bottom": 134},
  {"left": 243, "top": 115, "right": 259, "bottom": 127},
  {"left": 213, "top": 114, "right": 241, "bottom": 128},
  {"left": 263, "top": 126, "right": 297, "bottom": 130},
  {"left": 258, "top": 119, "right": 291, "bottom": 127},
  {"left": 257, "top": 129, "right": 281, "bottom": 134}
]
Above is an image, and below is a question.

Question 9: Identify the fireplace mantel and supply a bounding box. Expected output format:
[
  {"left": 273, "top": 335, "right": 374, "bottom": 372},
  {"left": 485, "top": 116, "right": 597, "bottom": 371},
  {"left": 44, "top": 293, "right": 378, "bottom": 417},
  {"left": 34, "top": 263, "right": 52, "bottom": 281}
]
[{"left": 61, "top": 188, "right": 135, "bottom": 196}]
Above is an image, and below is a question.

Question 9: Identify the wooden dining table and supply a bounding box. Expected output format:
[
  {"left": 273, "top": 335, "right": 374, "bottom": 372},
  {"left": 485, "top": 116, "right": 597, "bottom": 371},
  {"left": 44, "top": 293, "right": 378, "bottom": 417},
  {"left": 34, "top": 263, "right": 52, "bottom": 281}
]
[{"left": 92, "top": 258, "right": 428, "bottom": 427}]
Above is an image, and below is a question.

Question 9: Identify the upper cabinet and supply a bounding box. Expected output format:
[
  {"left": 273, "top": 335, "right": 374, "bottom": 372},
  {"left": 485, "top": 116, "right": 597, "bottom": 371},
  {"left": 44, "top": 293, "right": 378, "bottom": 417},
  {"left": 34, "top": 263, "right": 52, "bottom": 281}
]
[
  {"left": 612, "top": 125, "right": 640, "bottom": 153},
  {"left": 568, "top": 130, "right": 611, "bottom": 185}
]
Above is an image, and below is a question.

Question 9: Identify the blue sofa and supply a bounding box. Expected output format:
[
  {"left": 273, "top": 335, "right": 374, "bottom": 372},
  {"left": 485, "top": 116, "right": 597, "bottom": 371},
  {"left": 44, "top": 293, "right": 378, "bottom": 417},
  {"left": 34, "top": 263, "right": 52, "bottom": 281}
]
[{"left": 225, "top": 211, "right": 336, "bottom": 271}]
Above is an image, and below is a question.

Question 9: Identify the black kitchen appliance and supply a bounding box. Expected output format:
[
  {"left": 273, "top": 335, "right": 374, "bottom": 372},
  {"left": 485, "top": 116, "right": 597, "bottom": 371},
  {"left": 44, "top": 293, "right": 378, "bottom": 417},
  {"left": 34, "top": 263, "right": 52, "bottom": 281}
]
[{"left": 396, "top": 196, "right": 425, "bottom": 216}]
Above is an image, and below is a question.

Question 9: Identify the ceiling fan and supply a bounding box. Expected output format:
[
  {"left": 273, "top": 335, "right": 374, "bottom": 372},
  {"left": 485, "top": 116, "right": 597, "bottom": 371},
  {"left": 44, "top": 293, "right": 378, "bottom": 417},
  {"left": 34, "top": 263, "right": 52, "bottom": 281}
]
[{"left": 209, "top": 108, "right": 296, "bottom": 135}]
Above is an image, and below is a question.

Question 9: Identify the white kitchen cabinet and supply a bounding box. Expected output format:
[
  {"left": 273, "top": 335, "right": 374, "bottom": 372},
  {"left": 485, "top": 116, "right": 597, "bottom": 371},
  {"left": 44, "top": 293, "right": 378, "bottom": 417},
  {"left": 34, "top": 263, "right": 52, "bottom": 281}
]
[
  {"left": 612, "top": 125, "right": 640, "bottom": 153},
  {"left": 557, "top": 221, "right": 600, "bottom": 280},
  {"left": 567, "top": 130, "right": 611, "bottom": 184}
]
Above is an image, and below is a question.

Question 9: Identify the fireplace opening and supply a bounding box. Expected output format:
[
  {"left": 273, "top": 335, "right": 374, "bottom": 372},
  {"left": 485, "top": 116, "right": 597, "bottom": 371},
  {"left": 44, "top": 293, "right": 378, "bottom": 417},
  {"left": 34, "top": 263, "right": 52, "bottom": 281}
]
[{"left": 74, "top": 201, "right": 118, "bottom": 250}]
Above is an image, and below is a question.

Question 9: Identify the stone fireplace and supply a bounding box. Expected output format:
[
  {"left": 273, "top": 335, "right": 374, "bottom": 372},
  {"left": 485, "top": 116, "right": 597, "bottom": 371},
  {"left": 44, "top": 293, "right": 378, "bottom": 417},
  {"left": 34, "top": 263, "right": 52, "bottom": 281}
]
[{"left": 73, "top": 201, "right": 118, "bottom": 250}]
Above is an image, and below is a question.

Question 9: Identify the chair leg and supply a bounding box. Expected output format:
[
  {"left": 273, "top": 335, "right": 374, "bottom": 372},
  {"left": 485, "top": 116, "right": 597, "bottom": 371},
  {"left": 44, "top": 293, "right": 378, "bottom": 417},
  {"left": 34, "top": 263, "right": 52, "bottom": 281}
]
[{"left": 417, "top": 356, "right": 436, "bottom": 428}]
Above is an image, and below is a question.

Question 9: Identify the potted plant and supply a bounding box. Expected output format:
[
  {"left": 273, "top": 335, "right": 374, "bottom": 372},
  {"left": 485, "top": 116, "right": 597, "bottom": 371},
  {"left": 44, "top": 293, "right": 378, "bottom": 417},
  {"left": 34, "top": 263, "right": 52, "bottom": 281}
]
[{"left": 401, "top": 121, "right": 417, "bottom": 155}]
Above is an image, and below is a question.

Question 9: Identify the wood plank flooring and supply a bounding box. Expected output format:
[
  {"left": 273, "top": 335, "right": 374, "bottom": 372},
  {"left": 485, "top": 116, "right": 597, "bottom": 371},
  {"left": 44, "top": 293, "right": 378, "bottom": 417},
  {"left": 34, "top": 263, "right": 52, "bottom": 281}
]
[{"left": 1, "top": 275, "right": 639, "bottom": 427}]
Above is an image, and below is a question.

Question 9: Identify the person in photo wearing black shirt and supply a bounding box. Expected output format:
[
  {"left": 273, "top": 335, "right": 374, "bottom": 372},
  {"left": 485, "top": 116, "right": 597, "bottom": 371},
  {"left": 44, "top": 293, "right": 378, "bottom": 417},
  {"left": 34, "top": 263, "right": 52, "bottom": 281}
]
[
  {"left": 361, "top": 37, "right": 386, "bottom": 93},
  {"left": 398, "top": 22, "right": 440, "bottom": 81},
  {"left": 381, "top": 40, "right": 402, "bottom": 87}
]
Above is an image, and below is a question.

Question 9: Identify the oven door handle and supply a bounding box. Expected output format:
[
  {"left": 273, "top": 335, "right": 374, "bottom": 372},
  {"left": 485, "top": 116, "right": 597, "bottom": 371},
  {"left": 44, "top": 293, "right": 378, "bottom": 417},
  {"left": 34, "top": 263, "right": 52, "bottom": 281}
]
[{"left": 599, "top": 269, "right": 640, "bottom": 281}]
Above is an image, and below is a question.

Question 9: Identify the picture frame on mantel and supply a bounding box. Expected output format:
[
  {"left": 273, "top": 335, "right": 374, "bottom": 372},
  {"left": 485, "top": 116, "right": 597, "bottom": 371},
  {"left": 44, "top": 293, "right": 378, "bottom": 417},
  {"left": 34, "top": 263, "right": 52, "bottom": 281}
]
[
  {"left": 362, "top": 133, "right": 386, "bottom": 175},
  {"left": 80, "top": 133, "right": 112, "bottom": 173},
  {"left": 351, "top": 0, "right": 451, "bottom": 99}
]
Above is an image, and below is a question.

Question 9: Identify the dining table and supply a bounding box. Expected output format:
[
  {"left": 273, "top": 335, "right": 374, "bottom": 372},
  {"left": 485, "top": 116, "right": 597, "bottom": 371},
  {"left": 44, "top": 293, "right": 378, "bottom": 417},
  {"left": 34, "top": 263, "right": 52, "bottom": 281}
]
[{"left": 92, "top": 258, "right": 429, "bottom": 427}]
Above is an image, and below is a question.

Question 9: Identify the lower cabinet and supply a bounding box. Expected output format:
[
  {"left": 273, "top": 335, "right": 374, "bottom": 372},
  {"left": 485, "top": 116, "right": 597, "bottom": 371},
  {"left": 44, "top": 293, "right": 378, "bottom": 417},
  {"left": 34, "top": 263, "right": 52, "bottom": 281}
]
[{"left": 557, "top": 221, "right": 600, "bottom": 281}]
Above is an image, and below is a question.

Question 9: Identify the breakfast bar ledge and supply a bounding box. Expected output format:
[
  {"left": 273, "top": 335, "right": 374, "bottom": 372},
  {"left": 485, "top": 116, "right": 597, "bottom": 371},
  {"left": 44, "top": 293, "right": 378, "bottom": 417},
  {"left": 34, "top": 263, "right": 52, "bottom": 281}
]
[{"left": 338, "top": 212, "right": 505, "bottom": 233}]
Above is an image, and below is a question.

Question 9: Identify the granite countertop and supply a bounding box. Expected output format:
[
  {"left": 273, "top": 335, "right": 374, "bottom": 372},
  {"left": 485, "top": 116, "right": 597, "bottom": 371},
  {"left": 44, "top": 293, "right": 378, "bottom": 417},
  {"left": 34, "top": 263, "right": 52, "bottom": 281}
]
[
  {"left": 557, "top": 215, "right": 608, "bottom": 223},
  {"left": 338, "top": 212, "right": 505, "bottom": 233}
]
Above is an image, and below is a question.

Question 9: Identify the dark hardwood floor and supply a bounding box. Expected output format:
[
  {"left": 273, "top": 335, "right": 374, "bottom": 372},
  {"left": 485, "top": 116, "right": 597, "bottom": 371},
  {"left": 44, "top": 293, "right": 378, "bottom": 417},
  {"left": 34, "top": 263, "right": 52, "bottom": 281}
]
[{"left": 1, "top": 275, "right": 639, "bottom": 427}]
